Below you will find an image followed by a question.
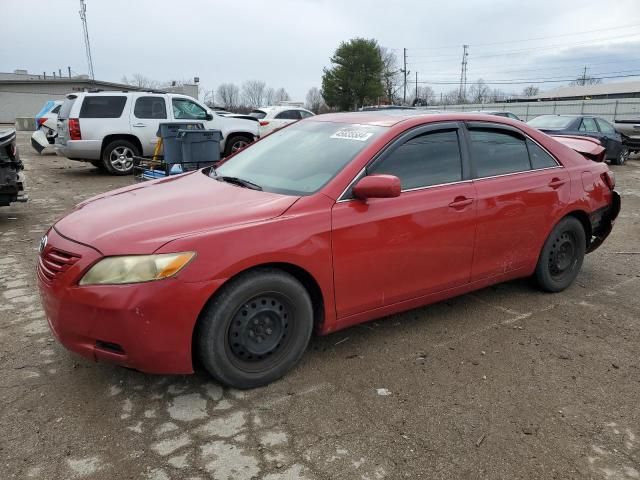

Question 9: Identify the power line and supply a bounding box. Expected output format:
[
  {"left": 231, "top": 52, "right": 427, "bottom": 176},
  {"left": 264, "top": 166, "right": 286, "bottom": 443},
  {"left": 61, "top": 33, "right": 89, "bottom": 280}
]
[
  {"left": 416, "top": 72, "right": 640, "bottom": 86},
  {"left": 399, "top": 22, "right": 640, "bottom": 51}
]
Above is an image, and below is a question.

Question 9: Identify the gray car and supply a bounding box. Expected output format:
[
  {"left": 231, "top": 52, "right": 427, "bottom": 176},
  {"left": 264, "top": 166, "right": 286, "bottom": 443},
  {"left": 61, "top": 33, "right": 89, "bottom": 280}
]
[{"left": 614, "top": 116, "right": 640, "bottom": 155}]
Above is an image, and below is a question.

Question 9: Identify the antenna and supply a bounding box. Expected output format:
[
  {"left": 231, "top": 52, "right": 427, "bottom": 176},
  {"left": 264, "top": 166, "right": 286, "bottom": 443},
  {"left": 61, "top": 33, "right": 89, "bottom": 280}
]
[
  {"left": 458, "top": 44, "right": 469, "bottom": 102},
  {"left": 79, "top": 0, "right": 95, "bottom": 79}
]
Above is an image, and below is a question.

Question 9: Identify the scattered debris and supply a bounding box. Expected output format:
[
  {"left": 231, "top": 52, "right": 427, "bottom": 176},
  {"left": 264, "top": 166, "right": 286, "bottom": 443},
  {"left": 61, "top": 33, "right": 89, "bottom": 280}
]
[
  {"left": 334, "top": 337, "right": 349, "bottom": 346},
  {"left": 376, "top": 388, "right": 392, "bottom": 396},
  {"left": 612, "top": 363, "right": 620, "bottom": 369},
  {"left": 558, "top": 354, "right": 571, "bottom": 360},
  {"left": 476, "top": 433, "right": 486, "bottom": 447}
]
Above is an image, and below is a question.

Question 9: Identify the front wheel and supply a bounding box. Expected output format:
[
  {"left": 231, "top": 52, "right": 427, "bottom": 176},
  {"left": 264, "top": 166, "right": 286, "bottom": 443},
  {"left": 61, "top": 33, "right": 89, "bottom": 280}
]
[
  {"left": 196, "top": 269, "right": 313, "bottom": 389},
  {"left": 534, "top": 217, "right": 586, "bottom": 292},
  {"left": 223, "top": 134, "right": 252, "bottom": 157},
  {"left": 102, "top": 140, "right": 139, "bottom": 175}
]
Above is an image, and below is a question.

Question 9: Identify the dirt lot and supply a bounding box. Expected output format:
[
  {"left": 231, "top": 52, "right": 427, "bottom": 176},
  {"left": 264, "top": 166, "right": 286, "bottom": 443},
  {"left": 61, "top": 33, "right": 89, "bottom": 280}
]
[{"left": 1, "top": 131, "right": 639, "bottom": 480}]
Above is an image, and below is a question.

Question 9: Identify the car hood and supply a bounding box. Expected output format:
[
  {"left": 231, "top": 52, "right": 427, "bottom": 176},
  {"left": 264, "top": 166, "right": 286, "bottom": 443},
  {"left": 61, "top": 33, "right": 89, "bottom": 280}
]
[{"left": 54, "top": 171, "right": 299, "bottom": 255}]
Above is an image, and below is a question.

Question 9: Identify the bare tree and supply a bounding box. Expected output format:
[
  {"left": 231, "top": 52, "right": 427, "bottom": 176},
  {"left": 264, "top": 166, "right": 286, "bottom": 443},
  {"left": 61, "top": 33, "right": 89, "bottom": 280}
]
[
  {"left": 121, "top": 73, "right": 160, "bottom": 89},
  {"left": 264, "top": 87, "right": 276, "bottom": 106},
  {"left": 242, "top": 80, "right": 267, "bottom": 108},
  {"left": 216, "top": 83, "right": 240, "bottom": 111},
  {"left": 274, "top": 88, "right": 291, "bottom": 103},
  {"left": 305, "top": 87, "right": 326, "bottom": 113},
  {"left": 522, "top": 85, "right": 540, "bottom": 97},
  {"left": 469, "top": 79, "right": 490, "bottom": 104},
  {"left": 571, "top": 75, "right": 602, "bottom": 86},
  {"left": 202, "top": 88, "right": 216, "bottom": 107},
  {"left": 411, "top": 85, "right": 435, "bottom": 106},
  {"left": 442, "top": 89, "right": 461, "bottom": 105},
  {"left": 379, "top": 47, "right": 402, "bottom": 104}
]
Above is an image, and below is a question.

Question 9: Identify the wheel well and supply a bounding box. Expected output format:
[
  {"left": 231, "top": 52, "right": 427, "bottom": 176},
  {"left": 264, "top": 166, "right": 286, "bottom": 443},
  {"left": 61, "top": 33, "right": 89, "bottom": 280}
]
[
  {"left": 101, "top": 134, "right": 143, "bottom": 158},
  {"left": 565, "top": 210, "right": 592, "bottom": 247},
  {"left": 193, "top": 262, "right": 325, "bottom": 346},
  {"left": 226, "top": 132, "right": 255, "bottom": 142}
]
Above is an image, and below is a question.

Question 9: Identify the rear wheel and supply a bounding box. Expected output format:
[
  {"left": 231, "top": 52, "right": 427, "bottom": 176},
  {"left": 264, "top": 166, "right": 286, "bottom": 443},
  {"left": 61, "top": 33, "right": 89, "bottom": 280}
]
[
  {"left": 610, "top": 146, "right": 628, "bottom": 166},
  {"left": 102, "top": 140, "right": 139, "bottom": 175},
  {"left": 223, "top": 134, "right": 252, "bottom": 157},
  {"left": 534, "top": 217, "right": 586, "bottom": 292},
  {"left": 196, "top": 269, "right": 313, "bottom": 388}
]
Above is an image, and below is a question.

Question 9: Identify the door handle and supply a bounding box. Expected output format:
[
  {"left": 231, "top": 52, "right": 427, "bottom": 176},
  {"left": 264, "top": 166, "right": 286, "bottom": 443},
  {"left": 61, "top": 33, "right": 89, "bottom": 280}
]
[
  {"left": 548, "top": 178, "right": 566, "bottom": 189},
  {"left": 132, "top": 123, "right": 146, "bottom": 127},
  {"left": 448, "top": 196, "right": 474, "bottom": 209}
]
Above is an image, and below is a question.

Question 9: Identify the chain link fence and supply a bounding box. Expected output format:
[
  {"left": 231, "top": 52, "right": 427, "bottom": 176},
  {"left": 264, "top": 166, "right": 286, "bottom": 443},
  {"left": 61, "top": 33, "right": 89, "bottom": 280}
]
[{"left": 425, "top": 98, "right": 640, "bottom": 122}]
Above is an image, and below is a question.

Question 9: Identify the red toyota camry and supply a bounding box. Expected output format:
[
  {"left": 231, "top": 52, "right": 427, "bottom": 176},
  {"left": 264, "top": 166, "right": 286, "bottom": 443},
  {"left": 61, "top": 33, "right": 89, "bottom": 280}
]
[{"left": 37, "top": 112, "right": 620, "bottom": 388}]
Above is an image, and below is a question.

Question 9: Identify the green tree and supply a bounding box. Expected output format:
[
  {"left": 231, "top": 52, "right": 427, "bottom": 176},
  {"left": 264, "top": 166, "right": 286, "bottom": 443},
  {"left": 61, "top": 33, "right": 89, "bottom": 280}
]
[{"left": 321, "top": 38, "right": 384, "bottom": 111}]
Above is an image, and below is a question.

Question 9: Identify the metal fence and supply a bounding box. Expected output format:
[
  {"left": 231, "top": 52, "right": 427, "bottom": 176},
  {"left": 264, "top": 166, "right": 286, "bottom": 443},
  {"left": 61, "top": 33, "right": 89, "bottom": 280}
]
[{"left": 424, "top": 98, "right": 640, "bottom": 122}]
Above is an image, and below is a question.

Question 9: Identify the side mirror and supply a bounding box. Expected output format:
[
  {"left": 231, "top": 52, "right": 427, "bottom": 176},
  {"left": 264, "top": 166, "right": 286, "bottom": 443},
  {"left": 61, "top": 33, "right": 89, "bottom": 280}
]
[
  {"left": 205, "top": 113, "right": 214, "bottom": 121},
  {"left": 352, "top": 174, "right": 401, "bottom": 200}
]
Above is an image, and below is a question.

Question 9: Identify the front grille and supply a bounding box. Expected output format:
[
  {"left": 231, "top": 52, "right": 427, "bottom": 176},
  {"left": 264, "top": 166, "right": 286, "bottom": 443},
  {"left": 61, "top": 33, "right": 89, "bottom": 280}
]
[{"left": 38, "top": 248, "right": 80, "bottom": 283}]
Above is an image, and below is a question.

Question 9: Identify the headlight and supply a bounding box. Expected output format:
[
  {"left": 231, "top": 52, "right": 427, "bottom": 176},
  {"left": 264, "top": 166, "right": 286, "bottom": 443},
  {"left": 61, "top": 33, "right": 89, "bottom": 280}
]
[{"left": 79, "top": 252, "right": 195, "bottom": 286}]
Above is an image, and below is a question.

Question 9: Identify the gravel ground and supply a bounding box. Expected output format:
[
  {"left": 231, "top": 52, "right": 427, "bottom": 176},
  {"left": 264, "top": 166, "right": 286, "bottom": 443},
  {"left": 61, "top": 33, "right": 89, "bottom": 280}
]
[{"left": 1, "top": 131, "right": 639, "bottom": 480}]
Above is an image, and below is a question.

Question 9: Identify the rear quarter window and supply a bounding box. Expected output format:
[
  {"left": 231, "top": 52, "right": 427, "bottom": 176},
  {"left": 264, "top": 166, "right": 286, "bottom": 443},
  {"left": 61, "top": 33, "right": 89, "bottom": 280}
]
[{"left": 79, "top": 96, "right": 127, "bottom": 118}]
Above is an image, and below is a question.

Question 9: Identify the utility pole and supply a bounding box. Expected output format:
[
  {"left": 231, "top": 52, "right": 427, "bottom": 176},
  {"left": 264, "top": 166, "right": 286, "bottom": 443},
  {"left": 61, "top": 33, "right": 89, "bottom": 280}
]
[
  {"left": 458, "top": 44, "right": 469, "bottom": 103},
  {"left": 79, "top": 0, "right": 95, "bottom": 80},
  {"left": 415, "top": 71, "right": 418, "bottom": 105},
  {"left": 68, "top": 66, "right": 72, "bottom": 78},
  {"left": 581, "top": 65, "right": 588, "bottom": 86},
  {"left": 403, "top": 48, "right": 408, "bottom": 105}
]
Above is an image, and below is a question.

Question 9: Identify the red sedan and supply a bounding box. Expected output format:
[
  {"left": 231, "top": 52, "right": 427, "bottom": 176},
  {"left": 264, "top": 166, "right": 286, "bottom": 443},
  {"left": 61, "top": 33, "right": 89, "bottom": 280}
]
[{"left": 37, "top": 112, "right": 620, "bottom": 388}]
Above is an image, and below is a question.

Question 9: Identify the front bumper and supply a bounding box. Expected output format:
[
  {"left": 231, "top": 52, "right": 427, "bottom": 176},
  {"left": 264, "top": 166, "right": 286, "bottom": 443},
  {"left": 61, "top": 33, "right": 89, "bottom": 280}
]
[
  {"left": 37, "top": 228, "right": 217, "bottom": 374},
  {"left": 587, "top": 190, "right": 621, "bottom": 253}
]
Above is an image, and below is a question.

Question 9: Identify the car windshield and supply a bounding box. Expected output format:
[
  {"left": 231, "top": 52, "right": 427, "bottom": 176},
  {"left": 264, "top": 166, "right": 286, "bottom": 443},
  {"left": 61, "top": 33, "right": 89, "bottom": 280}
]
[
  {"left": 212, "top": 121, "right": 384, "bottom": 196},
  {"left": 527, "top": 116, "right": 575, "bottom": 130}
]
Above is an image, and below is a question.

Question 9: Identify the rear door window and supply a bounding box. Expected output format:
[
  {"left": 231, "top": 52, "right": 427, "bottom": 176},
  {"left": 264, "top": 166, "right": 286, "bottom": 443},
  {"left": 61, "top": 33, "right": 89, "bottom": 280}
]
[
  {"left": 470, "top": 129, "right": 531, "bottom": 178},
  {"left": 79, "top": 96, "right": 127, "bottom": 118},
  {"left": 249, "top": 110, "right": 267, "bottom": 119},
  {"left": 134, "top": 96, "right": 167, "bottom": 119},
  {"left": 275, "top": 110, "right": 302, "bottom": 120},
  {"left": 579, "top": 118, "right": 598, "bottom": 133},
  {"left": 370, "top": 129, "right": 463, "bottom": 190}
]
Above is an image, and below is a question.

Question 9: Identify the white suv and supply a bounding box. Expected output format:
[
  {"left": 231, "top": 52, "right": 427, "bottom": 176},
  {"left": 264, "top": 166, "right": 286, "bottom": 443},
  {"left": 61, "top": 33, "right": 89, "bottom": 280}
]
[
  {"left": 249, "top": 106, "right": 314, "bottom": 137},
  {"left": 55, "top": 92, "right": 260, "bottom": 175}
]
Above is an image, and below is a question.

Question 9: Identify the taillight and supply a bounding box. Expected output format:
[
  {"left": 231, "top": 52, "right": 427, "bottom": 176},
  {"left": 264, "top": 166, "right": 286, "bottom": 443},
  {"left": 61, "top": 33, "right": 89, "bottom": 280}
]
[
  {"left": 601, "top": 170, "right": 615, "bottom": 190},
  {"left": 37, "top": 117, "right": 47, "bottom": 127},
  {"left": 259, "top": 121, "right": 270, "bottom": 126},
  {"left": 68, "top": 118, "right": 81, "bottom": 140}
]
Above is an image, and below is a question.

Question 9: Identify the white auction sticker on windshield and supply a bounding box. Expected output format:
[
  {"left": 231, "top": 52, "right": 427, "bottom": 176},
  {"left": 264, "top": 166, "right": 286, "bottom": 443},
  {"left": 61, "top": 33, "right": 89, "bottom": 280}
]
[{"left": 330, "top": 127, "right": 374, "bottom": 142}]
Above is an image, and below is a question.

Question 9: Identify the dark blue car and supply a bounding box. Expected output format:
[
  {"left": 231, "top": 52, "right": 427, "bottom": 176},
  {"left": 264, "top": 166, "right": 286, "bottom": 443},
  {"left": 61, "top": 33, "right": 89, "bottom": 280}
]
[{"left": 527, "top": 115, "right": 628, "bottom": 165}]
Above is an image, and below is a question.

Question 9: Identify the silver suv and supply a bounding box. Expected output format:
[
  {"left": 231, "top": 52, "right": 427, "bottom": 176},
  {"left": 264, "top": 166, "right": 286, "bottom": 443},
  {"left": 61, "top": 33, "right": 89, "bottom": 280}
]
[{"left": 55, "top": 92, "right": 260, "bottom": 175}]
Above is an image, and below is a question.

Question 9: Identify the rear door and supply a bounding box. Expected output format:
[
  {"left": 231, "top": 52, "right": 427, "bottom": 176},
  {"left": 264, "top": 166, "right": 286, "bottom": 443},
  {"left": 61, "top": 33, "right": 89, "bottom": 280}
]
[
  {"left": 595, "top": 118, "right": 622, "bottom": 159},
  {"left": 466, "top": 122, "right": 570, "bottom": 281},
  {"left": 130, "top": 94, "right": 168, "bottom": 156},
  {"left": 331, "top": 123, "right": 477, "bottom": 318}
]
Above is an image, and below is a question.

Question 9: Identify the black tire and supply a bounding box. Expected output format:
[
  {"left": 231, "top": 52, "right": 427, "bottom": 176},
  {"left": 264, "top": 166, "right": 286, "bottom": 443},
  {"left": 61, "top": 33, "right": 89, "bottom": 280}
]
[
  {"left": 534, "top": 217, "right": 586, "bottom": 292},
  {"left": 90, "top": 160, "right": 107, "bottom": 171},
  {"left": 102, "top": 139, "right": 139, "bottom": 175},
  {"left": 610, "top": 146, "right": 628, "bottom": 166},
  {"left": 223, "top": 134, "right": 252, "bottom": 157},
  {"left": 196, "top": 268, "right": 313, "bottom": 388}
]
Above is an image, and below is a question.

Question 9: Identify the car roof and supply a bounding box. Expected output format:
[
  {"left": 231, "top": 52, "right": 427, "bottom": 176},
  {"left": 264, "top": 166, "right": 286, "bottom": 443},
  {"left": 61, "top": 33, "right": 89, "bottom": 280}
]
[
  {"left": 309, "top": 111, "right": 527, "bottom": 127},
  {"left": 256, "top": 105, "right": 311, "bottom": 113}
]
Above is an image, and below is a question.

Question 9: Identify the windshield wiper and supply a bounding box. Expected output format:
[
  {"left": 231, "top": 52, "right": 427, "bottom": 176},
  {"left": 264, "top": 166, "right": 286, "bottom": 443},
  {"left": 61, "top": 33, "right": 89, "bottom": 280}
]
[{"left": 215, "top": 176, "right": 262, "bottom": 191}]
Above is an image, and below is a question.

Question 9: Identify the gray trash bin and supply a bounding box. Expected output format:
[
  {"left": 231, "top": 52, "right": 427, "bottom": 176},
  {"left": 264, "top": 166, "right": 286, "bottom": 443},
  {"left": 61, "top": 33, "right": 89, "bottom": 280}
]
[
  {"left": 157, "top": 122, "right": 204, "bottom": 164},
  {"left": 177, "top": 129, "right": 222, "bottom": 170}
]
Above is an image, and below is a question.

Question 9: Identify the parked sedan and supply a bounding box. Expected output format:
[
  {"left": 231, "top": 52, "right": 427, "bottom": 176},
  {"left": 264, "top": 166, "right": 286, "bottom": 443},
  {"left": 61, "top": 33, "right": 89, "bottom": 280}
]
[
  {"left": 527, "top": 115, "right": 628, "bottom": 165},
  {"left": 249, "top": 106, "right": 314, "bottom": 136},
  {"left": 38, "top": 112, "right": 620, "bottom": 388}
]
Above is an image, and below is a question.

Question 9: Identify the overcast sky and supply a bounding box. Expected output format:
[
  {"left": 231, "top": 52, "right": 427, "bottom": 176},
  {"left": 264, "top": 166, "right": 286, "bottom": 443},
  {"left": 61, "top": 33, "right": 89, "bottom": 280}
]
[{"left": 2, "top": 0, "right": 640, "bottom": 102}]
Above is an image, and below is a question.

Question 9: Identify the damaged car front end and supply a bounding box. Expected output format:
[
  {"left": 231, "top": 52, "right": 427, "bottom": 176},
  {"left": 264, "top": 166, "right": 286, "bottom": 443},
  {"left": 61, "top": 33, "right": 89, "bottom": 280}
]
[{"left": 0, "top": 128, "right": 28, "bottom": 207}]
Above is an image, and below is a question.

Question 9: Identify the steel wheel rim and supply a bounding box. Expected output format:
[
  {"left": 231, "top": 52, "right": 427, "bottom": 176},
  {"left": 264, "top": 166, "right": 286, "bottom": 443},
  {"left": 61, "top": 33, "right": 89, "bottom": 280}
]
[
  {"left": 226, "top": 293, "right": 293, "bottom": 372},
  {"left": 109, "top": 146, "right": 134, "bottom": 171},
  {"left": 619, "top": 148, "right": 628, "bottom": 164},
  {"left": 548, "top": 231, "right": 577, "bottom": 280}
]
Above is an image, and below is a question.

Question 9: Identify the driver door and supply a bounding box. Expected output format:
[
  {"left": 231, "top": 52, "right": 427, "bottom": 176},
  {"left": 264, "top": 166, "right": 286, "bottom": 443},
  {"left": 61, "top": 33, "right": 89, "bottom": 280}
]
[{"left": 331, "top": 123, "right": 477, "bottom": 319}]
